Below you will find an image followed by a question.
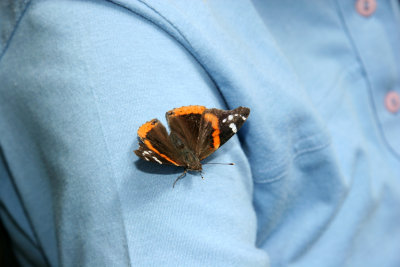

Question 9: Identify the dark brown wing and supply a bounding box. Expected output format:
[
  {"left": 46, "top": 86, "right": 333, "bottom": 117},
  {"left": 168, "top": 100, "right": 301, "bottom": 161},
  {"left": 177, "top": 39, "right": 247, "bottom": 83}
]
[
  {"left": 196, "top": 107, "right": 250, "bottom": 160},
  {"left": 134, "top": 118, "right": 184, "bottom": 166},
  {"left": 165, "top": 105, "right": 206, "bottom": 152},
  {"left": 135, "top": 140, "right": 175, "bottom": 165}
]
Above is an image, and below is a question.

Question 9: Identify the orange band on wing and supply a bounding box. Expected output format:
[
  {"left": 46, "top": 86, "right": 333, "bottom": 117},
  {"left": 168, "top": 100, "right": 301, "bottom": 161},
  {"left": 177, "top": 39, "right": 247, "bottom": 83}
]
[
  {"left": 137, "top": 119, "right": 158, "bottom": 139},
  {"left": 144, "top": 140, "right": 179, "bottom": 166},
  {"left": 204, "top": 113, "right": 220, "bottom": 149},
  {"left": 138, "top": 120, "right": 179, "bottom": 165},
  {"left": 170, "top": 105, "right": 206, "bottom": 116}
]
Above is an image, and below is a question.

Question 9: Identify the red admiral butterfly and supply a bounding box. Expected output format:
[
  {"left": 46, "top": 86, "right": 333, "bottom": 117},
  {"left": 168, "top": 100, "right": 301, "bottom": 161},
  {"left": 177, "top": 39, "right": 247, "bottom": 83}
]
[{"left": 134, "top": 105, "right": 250, "bottom": 187}]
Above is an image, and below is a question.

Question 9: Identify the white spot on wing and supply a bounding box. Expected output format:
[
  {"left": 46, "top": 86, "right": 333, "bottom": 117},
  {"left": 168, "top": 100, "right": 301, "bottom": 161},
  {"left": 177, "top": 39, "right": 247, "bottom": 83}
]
[
  {"left": 234, "top": 114, "right": 239, "bottom": 116},
  {"left": 222, "top": 118, "right": 227, "bottom": 123},
  {"left": 241, "top": 116, "right": 247, "bottom": 121},
  {"left": 228, "top": 115, "right": 234, "bottom": 121},
  {"left": 229, "top": 123, "right": 237, "bottom": 133},
  {"left": 153, "top": 156, "right": 162, "bottom": 164},
  {"left": 144, "top": 157, "right": 149, "bottom": 161}
]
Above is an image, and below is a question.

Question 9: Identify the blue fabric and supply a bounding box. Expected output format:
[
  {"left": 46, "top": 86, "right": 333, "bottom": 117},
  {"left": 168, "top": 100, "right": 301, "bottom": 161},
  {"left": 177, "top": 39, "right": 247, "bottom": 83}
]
[{"left": 1, "top": 0, "right": 399, "bottom": 266}]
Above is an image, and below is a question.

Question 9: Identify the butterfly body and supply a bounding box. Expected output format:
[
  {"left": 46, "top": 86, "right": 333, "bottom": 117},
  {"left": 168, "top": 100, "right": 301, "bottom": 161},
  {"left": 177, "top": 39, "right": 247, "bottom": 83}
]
[{"left": 134, "top": 105, "right": 250, "bottom": 185}]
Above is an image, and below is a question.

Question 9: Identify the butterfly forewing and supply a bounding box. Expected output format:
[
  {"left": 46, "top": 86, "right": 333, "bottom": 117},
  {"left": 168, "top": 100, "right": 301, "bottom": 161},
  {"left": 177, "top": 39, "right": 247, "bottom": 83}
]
[
  {"left": 134, "top": 119, "right": 184, "bottom": 166},
  {"left": 197, "top": 107, "right": 250, "bottom": 160}
]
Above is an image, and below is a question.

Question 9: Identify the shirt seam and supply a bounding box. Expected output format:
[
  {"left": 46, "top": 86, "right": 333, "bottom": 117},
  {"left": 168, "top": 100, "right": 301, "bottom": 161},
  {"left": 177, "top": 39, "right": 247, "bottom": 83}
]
[
  {"left": 85, "top": 83, "right": 132, "bottom": 267},
  {"left": 105, "top": 0, "right": 231, "bottom": 108},
  {"left": 0, "top": 0, "right": 32, "bottom": 65}
]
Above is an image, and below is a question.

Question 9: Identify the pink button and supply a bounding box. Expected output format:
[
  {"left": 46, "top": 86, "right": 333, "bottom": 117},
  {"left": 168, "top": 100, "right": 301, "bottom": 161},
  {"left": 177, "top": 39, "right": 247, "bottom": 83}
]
[
  {"left": 385, "top": 91, "right": 400, "bottom": 113},
  {"left": 356, "top": 0, "right": 377, "bottom": 17}
]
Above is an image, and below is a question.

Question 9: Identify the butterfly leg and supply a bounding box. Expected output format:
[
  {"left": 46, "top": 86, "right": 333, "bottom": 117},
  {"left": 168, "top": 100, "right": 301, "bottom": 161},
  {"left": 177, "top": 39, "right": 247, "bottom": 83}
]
[{"left": 173, "top": 169, "right": 187, "bottom": 188}]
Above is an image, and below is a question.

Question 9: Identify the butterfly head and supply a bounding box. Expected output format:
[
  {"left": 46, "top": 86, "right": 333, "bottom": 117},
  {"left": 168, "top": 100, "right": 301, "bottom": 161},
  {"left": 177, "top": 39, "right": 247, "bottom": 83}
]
[{"left": 185, "top": 153, "right": 203, "bottom": 171}]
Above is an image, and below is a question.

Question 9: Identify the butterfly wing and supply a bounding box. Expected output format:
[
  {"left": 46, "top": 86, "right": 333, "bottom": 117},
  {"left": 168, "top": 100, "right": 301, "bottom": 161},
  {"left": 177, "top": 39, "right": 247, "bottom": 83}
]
[
  {"left": 165, "top": 105, "right": 206, "bottom": 152},
  {"left": 135, "top": 106, "right": 250, "bottom": 165},
  {"left": 196, "top": 107, "right": 250, "bottom": 160},
  {"left": 135, "top": 140, "right": 173, "bottom": 165},
  {"left": 134, "top": 119, "right": 184, "bottom": 166}
]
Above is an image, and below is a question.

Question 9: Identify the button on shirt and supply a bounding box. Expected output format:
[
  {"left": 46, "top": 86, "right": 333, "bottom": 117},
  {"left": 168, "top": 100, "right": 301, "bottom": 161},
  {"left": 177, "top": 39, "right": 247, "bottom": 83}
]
[
  {"left": 386, "top": 91, "right": 400, "bottom": 113},
  {"left": 0, "top": 0, "right": 399, "bottom": 266},
  {"left": 356, "top": 0, "right": 377, "bottom": 16}
]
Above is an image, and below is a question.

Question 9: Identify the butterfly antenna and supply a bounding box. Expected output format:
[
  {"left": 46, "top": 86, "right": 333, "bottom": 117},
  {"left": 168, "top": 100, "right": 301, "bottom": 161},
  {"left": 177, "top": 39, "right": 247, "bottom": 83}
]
[
  {"left": 203, "top": 163, "right": 235, "bottom": 165},
  {"left": 173, "top": 170, "right": 187, "bottom": 188},
  {"left": 200, "top": 171, "right": 205, "bottom": 180}
]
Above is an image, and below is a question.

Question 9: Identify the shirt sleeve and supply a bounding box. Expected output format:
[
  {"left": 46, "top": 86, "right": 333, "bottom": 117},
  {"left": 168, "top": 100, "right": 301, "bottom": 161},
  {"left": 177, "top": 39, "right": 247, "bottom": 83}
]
[{"left": 0, "top": 1, "right": 268, "bottom": 266}]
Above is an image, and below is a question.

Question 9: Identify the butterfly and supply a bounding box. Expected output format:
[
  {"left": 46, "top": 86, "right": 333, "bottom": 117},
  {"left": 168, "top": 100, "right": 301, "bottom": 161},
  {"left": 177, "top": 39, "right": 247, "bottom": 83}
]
[{"left": 134, "top": 105, "right": 250, "bottom": 187}]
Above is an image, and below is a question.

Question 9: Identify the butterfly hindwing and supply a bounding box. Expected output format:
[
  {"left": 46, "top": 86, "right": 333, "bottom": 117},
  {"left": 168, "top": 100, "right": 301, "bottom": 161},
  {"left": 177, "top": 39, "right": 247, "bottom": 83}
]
[
  {"left": 134, "top": 141, "right": 173, "bottom": 165},
  {"left": 134, "top": 118, "right": 183, "bottom": 166},
  {"left": 135, "top": 106, "right": 250, "bottom": 173},
  {"left": 197, "top": 107, "right": 250, "bottom": 160}
]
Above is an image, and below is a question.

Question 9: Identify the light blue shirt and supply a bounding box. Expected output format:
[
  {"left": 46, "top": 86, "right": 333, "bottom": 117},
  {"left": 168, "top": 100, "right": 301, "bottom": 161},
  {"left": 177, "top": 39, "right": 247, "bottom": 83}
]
[{"left": 1, "top": 0, "right": 399, "bottom": 266}]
